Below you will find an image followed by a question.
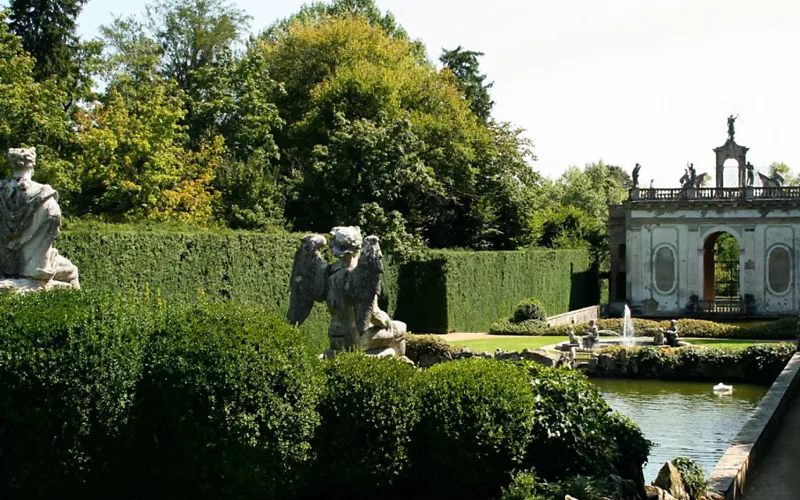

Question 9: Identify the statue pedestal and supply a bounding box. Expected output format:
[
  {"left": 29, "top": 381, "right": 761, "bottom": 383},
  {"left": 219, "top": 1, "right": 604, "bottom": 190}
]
[{"left": 0, "top": 278, "right": 75, "bottom": 294}]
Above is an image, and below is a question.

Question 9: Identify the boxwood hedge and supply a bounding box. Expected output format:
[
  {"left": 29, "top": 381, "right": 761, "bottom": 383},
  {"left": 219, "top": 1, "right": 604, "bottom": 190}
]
[
  {"left": 0, "top": 291, "right": 323, "bottom": 500},
  {"left": 492, "top": 316, "right": 799, "bottom": 340},
  {"left": 58, "top": 223, "right": 597, "bottom": 337}
]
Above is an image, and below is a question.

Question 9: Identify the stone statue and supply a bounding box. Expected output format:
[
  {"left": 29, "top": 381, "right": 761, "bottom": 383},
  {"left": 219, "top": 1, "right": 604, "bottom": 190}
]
[
  {"left": 727, "top": 114, "right": 737, "bottom": 141},
  {"left": 746, "top": 162, "right": 755, "bottom": 187},
  {"left": 665, "top": 319, "right": 680, "bottom": 347},
  {"left": 584, "top": 319, "right": 600, "bottom": 348},
  {"left": 631, "top": 163, "right": 641, "bottom": 188},
  {"left": 287, "top": 226, "right": 406, "bottom": 358},
  {"left": 679, "top": 169, "right": 690, "bottom": 189},
  {"left": 568, "top": 320, "right": 579, "bottom": 345},
  {"left": 652, "top": 328, "right": 665, "bottom": 346},
  {"left": 694, "top": 172, "right": 709, "bottom": 189},
  {"left": 0, "top": 148, "right": 80, "bottom": 292}
]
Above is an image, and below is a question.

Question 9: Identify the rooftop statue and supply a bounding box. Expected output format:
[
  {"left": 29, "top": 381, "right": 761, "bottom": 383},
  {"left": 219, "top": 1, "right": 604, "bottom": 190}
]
[
  {"left": 287, "top": 226, "right": 406, "bottom": 358},
  {"left": 727, "top": 114, "right": 737, "bottom": 141},
  {"left": 631, "top": 163, "right": 641, "bottom": 188},
  {"left": 0, "top": 148, "right": 80, "bottom": 292}
]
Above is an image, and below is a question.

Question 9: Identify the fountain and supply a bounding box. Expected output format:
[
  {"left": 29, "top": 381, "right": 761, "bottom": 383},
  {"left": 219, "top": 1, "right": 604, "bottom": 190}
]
[
  {"left": 621, "top": 304, "right": 635, "bottom": 347},
  {"left": 554, "top": 310, "right": 689, "bottom": 356}
]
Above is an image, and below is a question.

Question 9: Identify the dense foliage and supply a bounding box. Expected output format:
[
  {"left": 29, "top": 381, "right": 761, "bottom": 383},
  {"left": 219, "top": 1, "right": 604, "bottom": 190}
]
[
  {"left": 414, "top": 359, "right": 538, "bottom": 496},
  {"left": 0, "top": 0, "right": 600, "bottom": 252},
  {"left": 672, "top": 457, "right": 708, "bottom": 500},
  {"left": 56, "top": 224, "right": 596, "bottom": 336},
  {"left": 405, "top": 333, "right": 455, "bottom": 363},
  {"left": 0, "top": 291, "right": 323, "bottom": 499},
  {"left": 491, "top": 316, "right": 799, "bottom": 339},
  {"left": 595, "top": 344, "right": 795, "bottom": 383},
  {"left": 309, "top": 353, "right": 420, "bottom": 496}
]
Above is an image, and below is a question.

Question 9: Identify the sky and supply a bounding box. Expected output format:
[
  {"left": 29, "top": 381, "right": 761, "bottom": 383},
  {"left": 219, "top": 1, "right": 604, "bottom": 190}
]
[{"left": 38, "top": 0, "right": 800, "bottom": 186}]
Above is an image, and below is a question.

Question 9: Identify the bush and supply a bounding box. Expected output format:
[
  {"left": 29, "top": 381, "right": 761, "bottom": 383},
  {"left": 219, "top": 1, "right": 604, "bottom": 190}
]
[
  {"left": 405, "top": 333, "right": 454, "bottom": 364},
  {"left": 0, "top": 291, "right": 153, "bottom": 499},
  {"left": 308, "top": 353, "right": 419, "bottom": 496},
  {"left": 595, "top": 344, "right": 795, "bottom": 383},
  {"left": 501, "top": 471, "right": 625, "bottom": 500},
  {"left": 489, "top": 318, "right": 549, "bottom": 335},
  {"left": 672, "top": 457, "right": 707, "bottom": 500},
  {"left": 125, "top": 301, "right": 322, "bottom": 499},
  {"left": 414, "top": 358, "right": 536, "bottom": 497},
  {"left": 522, "top": 363, "right": 651, "bottom": 479},
  {"left": 514, "top": 298, "right": 548, "bottom": 322}
]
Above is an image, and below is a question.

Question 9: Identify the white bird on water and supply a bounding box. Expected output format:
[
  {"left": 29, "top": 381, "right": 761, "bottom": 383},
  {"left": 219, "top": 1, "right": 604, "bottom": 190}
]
[{"left": 713, "top": 383, "right": 733, "bottom": 393}]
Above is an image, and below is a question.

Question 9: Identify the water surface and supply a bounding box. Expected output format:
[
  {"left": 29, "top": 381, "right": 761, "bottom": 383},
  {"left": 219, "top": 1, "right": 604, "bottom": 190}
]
[{"left": 592, "top": 378, "right": 768, "bottom": 482}]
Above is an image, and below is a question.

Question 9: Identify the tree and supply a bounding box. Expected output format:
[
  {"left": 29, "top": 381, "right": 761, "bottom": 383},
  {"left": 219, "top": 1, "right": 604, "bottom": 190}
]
[
  {"left": 440, "top": 46, "right": 494, "bottom": 123},
  {"left": 144, "top": 0, "right": 251, "bottom": 145},
  {"left": 768, "top": 162, "right": 799, "bottom": 186},
  {"left": 0, "top": 11, "right": 73, "bottom": 191},
  {"left": 7, "top": 0, "right": 87, "bottom": 81},
  {"left": 69, "top": 16, "right": 224, "bottom": 223},
  {"left": 260, "top": 13, "right": 541, "bottom": 249}
]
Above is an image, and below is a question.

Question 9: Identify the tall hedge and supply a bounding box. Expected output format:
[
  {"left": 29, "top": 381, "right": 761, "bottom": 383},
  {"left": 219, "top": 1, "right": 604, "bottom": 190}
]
[
  {"left": 397, "top": 249, "right": 598, "bottom": 333},
  {"left": 57, "top": 223, "right": 597, "bottom": 336}
]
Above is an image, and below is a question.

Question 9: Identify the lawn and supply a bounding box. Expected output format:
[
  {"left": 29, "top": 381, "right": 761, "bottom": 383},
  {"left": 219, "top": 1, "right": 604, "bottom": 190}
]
[{"left": 448, "top": 336, "right": 569, "bottom": 352}]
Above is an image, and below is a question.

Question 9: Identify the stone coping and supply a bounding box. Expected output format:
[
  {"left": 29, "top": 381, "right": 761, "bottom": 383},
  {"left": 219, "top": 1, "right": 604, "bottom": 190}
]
[{"left": 706, "top": 352, "right": 800, "bottom": 500}]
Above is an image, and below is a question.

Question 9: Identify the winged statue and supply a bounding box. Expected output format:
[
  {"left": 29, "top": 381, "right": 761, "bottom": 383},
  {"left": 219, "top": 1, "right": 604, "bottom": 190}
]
[{"left": 287, "top": 226, "right": 407, "bottom": 358}]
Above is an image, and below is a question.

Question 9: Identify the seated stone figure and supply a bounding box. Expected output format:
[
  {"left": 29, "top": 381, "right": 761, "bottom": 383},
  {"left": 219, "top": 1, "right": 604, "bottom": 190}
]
[{"left": 0, "top": 148, "right": 80, "bottom": 290}]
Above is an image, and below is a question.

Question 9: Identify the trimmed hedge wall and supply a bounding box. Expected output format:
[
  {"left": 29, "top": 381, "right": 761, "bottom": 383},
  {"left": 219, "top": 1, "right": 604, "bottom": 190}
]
[
  {"left": 396, "top": 249, "right": 598, "bottom": 333},
  {"left": 592, "top": 344, "right": 795, "bottom": 383},
  {"left": 491, "top": 317, "right": 799, "bottom": 340},
  {"left": 57, "top": 223, "right": 598, "bottom": 336}
]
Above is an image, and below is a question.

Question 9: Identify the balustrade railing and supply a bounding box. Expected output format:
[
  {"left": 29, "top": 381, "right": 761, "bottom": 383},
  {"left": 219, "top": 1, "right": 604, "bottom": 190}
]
[
  {"left": 630, "top": 186, "right": 800, "bottom": 201},
  {"left": 693, "top": 299, "right": 744, "bottom": 315}
]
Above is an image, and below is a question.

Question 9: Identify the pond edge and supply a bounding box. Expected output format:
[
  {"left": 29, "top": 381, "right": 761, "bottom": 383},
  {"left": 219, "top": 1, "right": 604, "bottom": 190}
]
[{"left": 707, "top": 351, "right": 800, "bottom": 499}]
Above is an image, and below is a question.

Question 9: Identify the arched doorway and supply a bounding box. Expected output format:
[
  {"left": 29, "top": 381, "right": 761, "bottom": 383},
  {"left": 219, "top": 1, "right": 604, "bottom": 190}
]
[{"left": 702, "top": 232, "right": 740, "bottom": 301}]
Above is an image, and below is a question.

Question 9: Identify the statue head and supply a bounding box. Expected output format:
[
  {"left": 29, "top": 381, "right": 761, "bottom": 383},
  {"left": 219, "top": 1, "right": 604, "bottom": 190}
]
[
  {"left": 330, "top": 226, "right": 362, "bottom": 258},
  {"left": 7, "top": 147, "right": 36, "bottom": 176}
]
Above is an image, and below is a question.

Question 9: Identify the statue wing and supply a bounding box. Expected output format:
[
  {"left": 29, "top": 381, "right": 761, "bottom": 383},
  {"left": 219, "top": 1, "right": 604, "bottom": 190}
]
[
  {"left": 287, "top": 234, "right": 328, "bottom": 326},
  {"left": 348, "top": 235, "right": 385, "bottom": 335}
]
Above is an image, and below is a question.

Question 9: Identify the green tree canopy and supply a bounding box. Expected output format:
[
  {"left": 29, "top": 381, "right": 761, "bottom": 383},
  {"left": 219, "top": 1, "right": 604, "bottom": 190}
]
[
  {"left": 440, "top": 46, "right": 494, "bottom": 123},
  {"left": 259, "top": 13, "right": 541, "bottom": 249}
]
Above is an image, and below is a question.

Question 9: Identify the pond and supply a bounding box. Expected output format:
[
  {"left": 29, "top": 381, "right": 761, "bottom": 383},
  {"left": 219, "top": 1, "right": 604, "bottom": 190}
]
[{"left": 592, "top": 379, "right": 768, "bottom": 482}]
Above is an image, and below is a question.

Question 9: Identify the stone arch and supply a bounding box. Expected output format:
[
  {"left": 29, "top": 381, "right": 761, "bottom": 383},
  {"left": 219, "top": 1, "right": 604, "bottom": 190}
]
[
  {"left": 713, "top": 140, "right": 749, "bottom": 188},
  {"left": 701, "top": 230, "right": 742, "bottom": 301}
]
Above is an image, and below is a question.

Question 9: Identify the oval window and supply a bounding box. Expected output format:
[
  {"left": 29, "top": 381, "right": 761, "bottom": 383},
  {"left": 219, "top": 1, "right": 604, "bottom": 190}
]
[
  {"left": 654, "top": 246, "right": 676, "bottom": 293},
  {"left": 768, "top": 246, "right": 791, "bottom": 294}
]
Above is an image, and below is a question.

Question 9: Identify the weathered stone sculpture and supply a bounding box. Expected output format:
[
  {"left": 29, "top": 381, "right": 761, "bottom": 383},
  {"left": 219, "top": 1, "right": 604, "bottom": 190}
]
[
  {"left": 631, "top": 163, "right": 641, "bottom": 188},
  {"left": 665, "top": 320, "right": 680, "bottom": 347},
  {"left": 568, "top": 320, "right": 580, "bottom": 345},
  {"left": 584, "top": 319, "right": 600, "bottom": 349},
  {"left": 287, "top": 226, "right": 406, "bottom": 358},
  {"left": 0, "top": 148, "right": 80, "bottom": 292}
]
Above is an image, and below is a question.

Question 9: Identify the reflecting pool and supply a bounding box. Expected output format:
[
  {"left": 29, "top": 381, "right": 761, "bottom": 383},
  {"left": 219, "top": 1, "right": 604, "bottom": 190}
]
[{"left": 592, "top": 378, "right": 768, "bottom": 482}]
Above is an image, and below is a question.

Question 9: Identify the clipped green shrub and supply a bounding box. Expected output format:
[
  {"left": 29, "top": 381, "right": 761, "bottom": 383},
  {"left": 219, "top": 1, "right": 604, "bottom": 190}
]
[
  {"left": 595, "top": 344, "right": 795, "bottom": 383},
  {"left": 0, "top": 291, "right": 153, "bottom": 499},
  {"left": 124, "top": 301, "right": 323, "bottom": 499},
  {"left": 514, "top": 298, "right": 548, "bottom": 323},
  {"left": 489, "top": 318, "right": 549, "bottom": 335},
  {"left": 733, "top": 318, "right": 798, "bottom": 340},
  {"left": 672, "top": 457, "right": 707, "bottom": 500},
  {"left": 522, "top": 363, "right": 651, "bottom": 480},
  {"left": 405, "top": 333, "right": 454, "bottom": 364},
  {"left": 308, "top": 353, "right": 420, "bottom": 496},
  {"left": 415, "top": 358, "right": 536, "bottom": 496}
]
